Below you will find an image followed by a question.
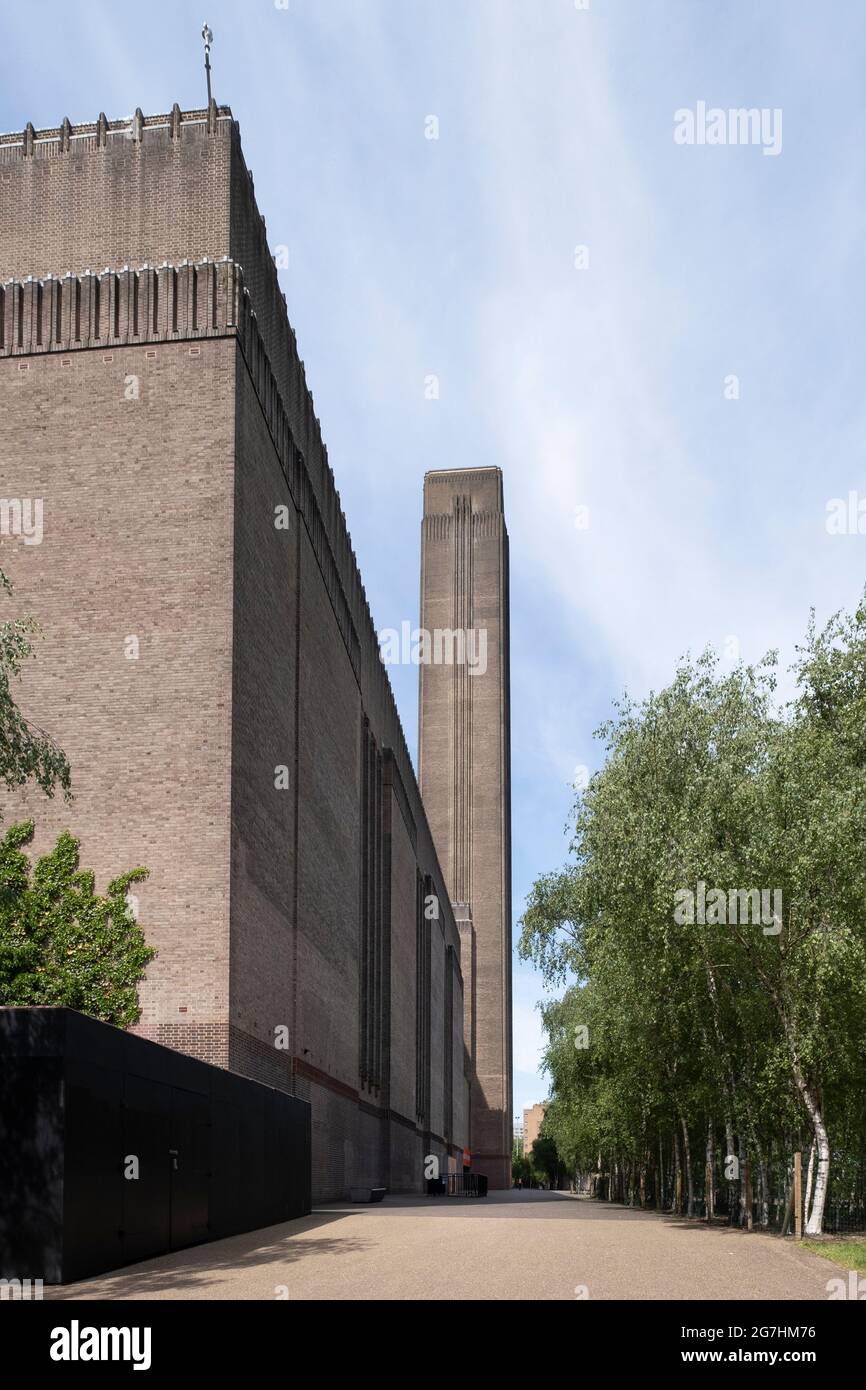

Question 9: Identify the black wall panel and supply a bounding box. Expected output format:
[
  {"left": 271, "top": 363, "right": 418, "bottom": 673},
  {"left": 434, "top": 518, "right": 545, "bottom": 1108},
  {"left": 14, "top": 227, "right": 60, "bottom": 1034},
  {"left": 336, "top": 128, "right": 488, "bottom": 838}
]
[
  {"left": 120, "top": 1072, "right": 172, "bottom": 1271},
  {"left": 168, "top": 1086, "right": 210, "bottom": 1252},
  {"left": 63, "top": 1057, "right": 124, "bottom": 1283},
  {"left": 0, "top": 1008, "right": 311, "bottom": 1284}
]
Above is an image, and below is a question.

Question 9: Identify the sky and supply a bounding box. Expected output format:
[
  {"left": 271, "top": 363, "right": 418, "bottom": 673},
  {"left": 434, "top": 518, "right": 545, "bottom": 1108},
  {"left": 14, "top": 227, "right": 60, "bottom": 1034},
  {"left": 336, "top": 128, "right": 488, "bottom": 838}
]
[{"left": 3, "top": 0, "right": 865, "bottom": 1129}]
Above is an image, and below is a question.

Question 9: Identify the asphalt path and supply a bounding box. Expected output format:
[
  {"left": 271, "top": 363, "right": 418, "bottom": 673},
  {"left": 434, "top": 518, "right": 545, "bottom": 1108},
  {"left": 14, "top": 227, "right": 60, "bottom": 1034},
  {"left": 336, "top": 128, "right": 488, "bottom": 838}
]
[{"left": 45, "top": 1190, "right": 840, "bottom": 1301}]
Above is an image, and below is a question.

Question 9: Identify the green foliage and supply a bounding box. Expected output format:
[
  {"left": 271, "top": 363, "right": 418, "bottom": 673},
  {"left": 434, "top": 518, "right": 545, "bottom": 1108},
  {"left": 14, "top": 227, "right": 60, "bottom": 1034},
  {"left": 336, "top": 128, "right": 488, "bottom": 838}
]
[
  {"left": 801, "top": 1240, "right": 866, "bottom": 1273},
  {"left": 530, "top": 1133, "right": 562, "bottom": 1185},
  {"left": 0, "top": 569, "right": 152, "bottom": 1027},
  {"left": 511, "top": 1136, "right": 563, "bottom": 1187},
  {"left": 0, "top": 568, "right": 71, "bottom": 798},
  {"left": 512, "top": 1153, "right": 531, "bottom": 1184},
  {"left": 0, "top": 819, "right": 153, "bottom": 1027},
  {"left": 519, "top": 592, "right": 866, "bottom": 1229}
]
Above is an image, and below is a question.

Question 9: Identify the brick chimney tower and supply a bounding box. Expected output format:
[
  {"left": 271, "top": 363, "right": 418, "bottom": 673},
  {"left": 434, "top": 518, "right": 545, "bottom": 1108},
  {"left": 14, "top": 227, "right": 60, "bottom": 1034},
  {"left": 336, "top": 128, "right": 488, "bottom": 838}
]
[{"left": 418, "top": 467, "right": 513, "bottom": 1189}]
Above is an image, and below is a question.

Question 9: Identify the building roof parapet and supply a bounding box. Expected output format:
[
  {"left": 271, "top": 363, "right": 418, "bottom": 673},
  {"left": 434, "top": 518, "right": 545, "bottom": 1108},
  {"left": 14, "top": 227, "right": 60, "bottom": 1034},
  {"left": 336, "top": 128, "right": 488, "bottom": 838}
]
[{"left": 0, "top": 105, "right": 233, "bottom": 151}]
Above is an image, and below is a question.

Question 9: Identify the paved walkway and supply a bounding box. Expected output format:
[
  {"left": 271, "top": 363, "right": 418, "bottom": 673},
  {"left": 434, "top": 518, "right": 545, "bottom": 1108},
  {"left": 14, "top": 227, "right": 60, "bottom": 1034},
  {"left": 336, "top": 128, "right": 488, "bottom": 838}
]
[{"left": 47, "top": 1191, "right": 838, "bottom": 1301}]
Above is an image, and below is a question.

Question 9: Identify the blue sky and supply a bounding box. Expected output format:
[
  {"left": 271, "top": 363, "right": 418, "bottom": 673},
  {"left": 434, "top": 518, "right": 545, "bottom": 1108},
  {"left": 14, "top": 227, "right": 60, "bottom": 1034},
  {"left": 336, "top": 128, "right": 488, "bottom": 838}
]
[{"left": 4, "top": 0, "right": 866, "bottom": 1127}]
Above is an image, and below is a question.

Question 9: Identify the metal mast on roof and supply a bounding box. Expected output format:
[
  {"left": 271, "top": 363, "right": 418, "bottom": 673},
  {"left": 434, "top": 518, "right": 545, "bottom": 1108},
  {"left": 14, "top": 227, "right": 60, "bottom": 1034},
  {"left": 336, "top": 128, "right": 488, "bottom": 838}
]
[{"left": 202, "top": 22, "right": 213, "bottom": 105}]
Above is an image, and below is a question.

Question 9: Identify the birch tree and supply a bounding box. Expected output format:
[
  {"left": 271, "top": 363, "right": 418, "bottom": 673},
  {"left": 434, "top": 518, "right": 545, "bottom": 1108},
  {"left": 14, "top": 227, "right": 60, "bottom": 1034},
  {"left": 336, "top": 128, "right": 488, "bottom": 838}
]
[{"left": 520, "top": 593, "right": 866, "bottom": 1234}]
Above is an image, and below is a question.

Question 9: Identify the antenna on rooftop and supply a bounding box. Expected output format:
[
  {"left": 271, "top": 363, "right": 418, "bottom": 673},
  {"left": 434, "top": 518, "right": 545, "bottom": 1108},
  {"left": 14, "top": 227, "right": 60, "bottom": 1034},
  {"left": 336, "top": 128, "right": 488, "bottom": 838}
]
[{"left": 202, "top": 22, "right": 214, "bottom": 105}]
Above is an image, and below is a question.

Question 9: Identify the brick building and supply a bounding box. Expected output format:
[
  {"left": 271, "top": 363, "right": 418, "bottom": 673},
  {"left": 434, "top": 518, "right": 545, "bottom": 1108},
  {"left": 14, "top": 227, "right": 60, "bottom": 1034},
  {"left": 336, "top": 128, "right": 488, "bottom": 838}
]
[
  {"left": 0, "top": 102, "right": 510, "bottom": 1199},
  {"left": 523, "top": 1103, "right": 548, "bottom": 1158}
]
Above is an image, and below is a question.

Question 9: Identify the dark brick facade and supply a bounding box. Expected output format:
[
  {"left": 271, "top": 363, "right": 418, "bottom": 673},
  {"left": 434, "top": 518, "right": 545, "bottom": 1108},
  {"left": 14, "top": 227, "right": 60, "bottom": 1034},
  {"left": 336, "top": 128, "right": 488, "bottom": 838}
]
[{"left": 0, "top": 106, "right": 469, "bottom": 1201}]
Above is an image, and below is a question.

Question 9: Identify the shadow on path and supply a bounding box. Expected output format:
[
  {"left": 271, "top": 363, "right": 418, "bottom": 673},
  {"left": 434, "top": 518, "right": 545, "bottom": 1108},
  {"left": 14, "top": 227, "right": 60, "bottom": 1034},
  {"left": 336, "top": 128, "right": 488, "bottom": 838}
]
[{"left": 47, "top": 1211, "right": 367, "bottom": 1301}]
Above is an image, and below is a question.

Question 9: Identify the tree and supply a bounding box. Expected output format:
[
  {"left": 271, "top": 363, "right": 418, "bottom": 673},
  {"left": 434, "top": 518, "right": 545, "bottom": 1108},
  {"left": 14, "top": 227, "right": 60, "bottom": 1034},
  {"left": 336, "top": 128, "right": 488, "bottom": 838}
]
[
  {"left": 0, "top": 820, "right": 153, "bottom": 1027},
  {"left": 0, "top": 570, "right": 71, "bottom": 798},
  {"left": 511, "top": 1152, "right": 531, "bottom": 1185},
  {"left": 530, "top": 1133, "right": 562, "bottom": 1188},
  {"left": 0, "top": 567, "right": 153, "bottom": 1027},
  {"left": 519, "top": 593, "right": 866, "bottom": 1234}
]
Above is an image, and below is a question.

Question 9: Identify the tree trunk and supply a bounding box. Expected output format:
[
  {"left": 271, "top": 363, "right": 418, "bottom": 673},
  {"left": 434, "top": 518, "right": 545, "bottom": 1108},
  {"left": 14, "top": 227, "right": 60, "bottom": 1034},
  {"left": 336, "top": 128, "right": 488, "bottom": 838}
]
[
  {"left": 805, "top": 1120, "right": 830, "bottom": 1234},
  {"left": 804, "top": 1139, "right": 817, "bottom": 1227},
  {"left": 724, "top": 1117, "right": 736, "bottom": 1222},
  {"left": 781, "top": 1177, "right": 794, "bottom": 1236},
  {"left": 658, "top": 1135, "right": 665, "bottom": 1210},
  {"left": 705, "top": 1118, "right": 715, "bottom": 1222},
  {"left": 790, "top": 1061, "right": 830, "bottom": 1234},
  {"left": 758, "top": 1156, "right": 769, "bottom": 1228},
  {"left": 724, "top": 1118, "right": 735, "bottom": 1163},
  {"left": 738, "top": 1134, "right": 749, "bottom": 1226},
  {"left": 681, "top": 1116, "right": 695, "bottom": 1218}
]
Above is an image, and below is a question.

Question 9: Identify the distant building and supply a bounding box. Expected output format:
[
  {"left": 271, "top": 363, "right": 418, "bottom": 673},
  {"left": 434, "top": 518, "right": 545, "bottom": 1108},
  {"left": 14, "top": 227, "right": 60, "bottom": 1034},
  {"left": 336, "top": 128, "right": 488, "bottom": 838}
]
[{"left": 523, "top": 1102, "right": 548, "bottom": 1158}]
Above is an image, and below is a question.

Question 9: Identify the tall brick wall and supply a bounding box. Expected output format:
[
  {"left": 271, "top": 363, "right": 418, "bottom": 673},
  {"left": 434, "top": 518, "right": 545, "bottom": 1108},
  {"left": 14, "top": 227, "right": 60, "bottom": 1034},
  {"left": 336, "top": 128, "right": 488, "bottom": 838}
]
[
  {"left": 228, "top": 356, "right": 298, "bottom": 1088},
  {"left": 0, "top": 337, "right": 236, "bottom": 1062},
  {"left": 0, "top": 108, "right": 233, "bottom": 283},
  {"left": 0, "top": 108, "right": 470, "bottom": 1200},
  {"left": 388, "top": 807, "right": 419, "bottom": 1127}
]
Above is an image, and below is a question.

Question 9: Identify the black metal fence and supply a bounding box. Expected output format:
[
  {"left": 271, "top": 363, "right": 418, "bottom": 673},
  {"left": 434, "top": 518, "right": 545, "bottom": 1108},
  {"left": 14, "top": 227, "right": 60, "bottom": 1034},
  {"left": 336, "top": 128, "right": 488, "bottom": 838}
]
[
  {"left": 426, "top": 1172, "right": 488, "bottom": 1197},
  {"left": 576, "top": 1157, "right": 866, "bottom": 1235}
]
